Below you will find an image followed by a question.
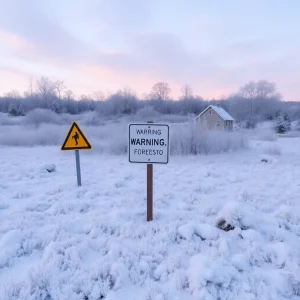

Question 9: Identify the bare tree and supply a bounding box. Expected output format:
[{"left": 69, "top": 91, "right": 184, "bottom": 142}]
[
  {"left": 4, "top": 89, "right": 21, "bottom": 99},
  {"left": 54, "top": 80, "right": 65, "bottom": 100},
  {"left": 117, "top": 87, "right": 136, "bottom": 99},
  {"left": 27, "top": 77, "right": 34, "bottom": 97},
  {"left": 238, "top": 80, "right": 280, "bottom": 100},
  {"left": 180, "top": 84, "right": 193, "bottom": 100},
  {"left": 150, "top": 82, "right": 171, "bottom": 100},
  {"left": 237, "top": 80, "right": 281, "bottom": 121},
  {"left": 93, "top": 91, "right": 105, "bottom": 101},
  {"left": 79, "top": 94, "right": 91, "bottom": 101},
  {"left": 36, "top": 76, "right": 55, "bottom": 100},
  {"left": 256, "top": 80, "right": 281, "bottom": 99},
  {"left": 238, "top": 81, "right": 257, "bottom": 99},
  {"left": 64, "top": 89, "right": 75, "bottom": 100}
]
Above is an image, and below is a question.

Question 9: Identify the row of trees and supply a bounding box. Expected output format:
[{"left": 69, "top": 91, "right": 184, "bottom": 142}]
[
  {"left": 3, "top": 78, "right": 195, "bottom": 103},
  {"left": 1, "top": 77, "right": 300, "bottom": 128}
]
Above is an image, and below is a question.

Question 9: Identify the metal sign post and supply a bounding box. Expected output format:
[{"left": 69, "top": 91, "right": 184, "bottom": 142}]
[
  {"left": 61, "top": 122, "right": 92, "bottom": 187},
  {"left": 128, "top": 122, "right": 170, "bottom": 221},
  {"left": 75, "top": 150, "right": 82, "bottom": 187}
]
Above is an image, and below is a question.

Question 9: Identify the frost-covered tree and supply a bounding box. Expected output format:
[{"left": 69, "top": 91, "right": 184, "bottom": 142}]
[
  {"left": 275, "top": 113, "right": 291, "bottom": 133},
  {"left": 53, "top": 80, "right": 65, "bottom": 100},
  {"left": 1, "top": 75, "right": 300, "bottom": 120},
  {"left": 36, "top": 76, "right": 56, "bottom": 101},
  {"left": 180, "top": 84, "right": 193, "bottom": 100},
  {"left": 230, "top": 80, "right": 282, "bottom": 123},
  {"left": 150, "top": 82, "right": 171, "bottom": 100},
  {"left": 51, "top": 101, "right": 62, "bottom": 114},
  {"left": 64, "top": 89, "right": 75, "bottom": 101},
  {"left": 295, "top": 120, "right": 300, "bottom": 131},
  {"left": 8, "top": 103, "right": 25, "bottom": 116},
  {"left": 238, "top": 80, "right": 280, "bottom": 100},
  {"left": 104, "top": 89, "right": 139, "bottom": 116},
  {"left": 4, "top": 90, "right": 21, "bottom": 99},
  {"left": 93, "top": 90, "right": 105, "bottom": 101}
]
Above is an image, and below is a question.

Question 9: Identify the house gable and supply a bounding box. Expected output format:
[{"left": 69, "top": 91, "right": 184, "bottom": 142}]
[
  {"left": 195, "top": 107, "right": 224, "bottom": 130},
  {"left": 196, "top": 105, "right": 234, "bottom": 121}
]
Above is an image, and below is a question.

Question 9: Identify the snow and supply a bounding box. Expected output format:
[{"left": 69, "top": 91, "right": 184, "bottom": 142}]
[
  {"left": 178, "top": 223, "right": 219, "bottom": 241},
  {"left": 0, "top": 137, "right": 300, "bottom": 299}
]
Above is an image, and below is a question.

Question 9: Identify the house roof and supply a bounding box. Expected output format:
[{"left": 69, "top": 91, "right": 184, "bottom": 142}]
[{"left": 196, "top": 105, "right": 234, "bottom": 121}]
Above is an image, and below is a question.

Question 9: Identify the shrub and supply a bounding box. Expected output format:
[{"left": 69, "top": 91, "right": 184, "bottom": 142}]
[
  {"left": 0, "top": 119, "right": 248, "bottom": 155},
  {"left": 135, "top": 106, "right": 161, "bottom": 118},
  {"left": 275, "top": 113, "right": 291, "bottom": 134},
  {"left": 294, "top": 120, "right": 300, "bottom": 131},
  {"left": 263, "top": 144, "right": 281, "bottom": 156},
  {"left": 0, "top": 124, "right": 64, "bottom": 146},
  {"left": 25, "top": 109, "right": 62, "bottom": 127},
  {"left": 0, "top": 113, "right": 17, "bottom": 125},
  {"left": 8, "top": 104, "right": 25, "bottom": 117},
  {"left": 256, "top": 128, "right": 278, "bottom": 141},
  {"left": 77, "top": 111, "right": 104, "bottom": 126},
  {"left": 170, "top": 123, "right": 248, "bottom": 155}
]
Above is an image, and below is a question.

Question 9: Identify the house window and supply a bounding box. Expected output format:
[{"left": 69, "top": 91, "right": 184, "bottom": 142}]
[
  {"left": 216, "top": 120, "right": 221, "bottom": 127},
  {"left": 209, "top": 109, "right": 212, "bottom": 115}
]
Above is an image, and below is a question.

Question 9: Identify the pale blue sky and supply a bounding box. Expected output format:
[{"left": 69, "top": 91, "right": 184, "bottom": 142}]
[{"left": 0, "top": 0, "right": 299, "bottom": 100}]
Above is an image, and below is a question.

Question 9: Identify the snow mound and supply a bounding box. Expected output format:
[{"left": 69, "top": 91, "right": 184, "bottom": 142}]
[
  {"left": 178, "top": 223, "right": 219, "bottom": 241},
  {"left": 0, "top": 230, "right": 23, "bottom": 267}
]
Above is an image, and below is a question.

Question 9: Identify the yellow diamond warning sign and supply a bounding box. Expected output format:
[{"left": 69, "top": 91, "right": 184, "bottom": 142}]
[{"left": 61, "top": 122, "right": 91, "bottom": 151}]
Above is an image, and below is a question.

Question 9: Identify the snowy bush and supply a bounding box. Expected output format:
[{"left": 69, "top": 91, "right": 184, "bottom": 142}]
[
  {"left": 77, "top": 111, "right": 104, "bottom": 126},
  {"left": 8, "top": 104, "right": 25, "bottom": 117},
  {"left": 0, "top": 125, "right": 64, "bottom": 146},
  {"left": 25, "top": 109, "right": 63, "bottom": 127},
  {"left": 263, "top": 143, "right": 281, "bottom": 156},
  {"left": 275, "top": 113, "right": 291, "bottom": 134},
  {"left": 0, "top": 113, "right": 18, "bottom": 125},
  {"left": 256, "top": 128, "right": 278, "bottom": 141},
  {"left": 85, "top": 123, "right": 128, "bottom": 155},
  {"left": 157, "top": 114, "right": 192, "bottom": 124},
  {"left": 0, "top": 119, "right": 248, "bottom": 155},
  {"left": 170, "top": 123, "right": 248, "bottom": 155},
  {"left": 134, "top": 111, "right": 192, "bottom": 124},
  {"left": 293, "top": 120, "right": 300, "bottom": 131},
  {"left": 135, "top": 106, "right": 161, "bottom": 118},
  {"left": 24, "top": 110, "right": 105, "bottom": 127}
]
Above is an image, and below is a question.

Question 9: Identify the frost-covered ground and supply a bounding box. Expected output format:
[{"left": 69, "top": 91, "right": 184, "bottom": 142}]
[{"left": 0, "top": 138, "right": 300, "bottom": 300}]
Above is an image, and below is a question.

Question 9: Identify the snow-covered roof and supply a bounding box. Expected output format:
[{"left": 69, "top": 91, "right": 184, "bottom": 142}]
[{"left": 196, "top": 105, "right": 234, "bottom": 121}]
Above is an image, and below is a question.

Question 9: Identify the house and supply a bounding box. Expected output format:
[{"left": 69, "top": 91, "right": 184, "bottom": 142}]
[{"left": 195, "top": 105, "right": 234, "bottom": 131}]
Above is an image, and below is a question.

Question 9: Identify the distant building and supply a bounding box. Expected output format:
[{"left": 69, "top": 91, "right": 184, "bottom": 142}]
[{"left": 195, "top": 105, "right": 234, "bottom": 131}]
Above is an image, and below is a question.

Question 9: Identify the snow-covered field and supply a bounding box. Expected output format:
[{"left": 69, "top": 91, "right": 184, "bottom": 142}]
[{"left": 1, "top": 137, "right": 300, "bottom": 299}]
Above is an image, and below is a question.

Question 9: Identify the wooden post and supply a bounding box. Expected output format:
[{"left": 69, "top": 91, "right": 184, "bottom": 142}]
[
  {"left": 147, "top": 121, "right": 153, "bottom": 221},
  {"left": 147, "top": 164, "right": 153, "bottom": 221}
]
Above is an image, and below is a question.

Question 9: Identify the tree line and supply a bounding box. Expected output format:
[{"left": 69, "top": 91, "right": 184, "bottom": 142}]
[{"left": 1, "top": 77, "right": 299, "bottom": 128}]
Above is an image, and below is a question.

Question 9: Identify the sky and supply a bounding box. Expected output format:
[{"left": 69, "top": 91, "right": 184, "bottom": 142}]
[{"left": 0, "top": 0, "right": 299, "bottom": 100}]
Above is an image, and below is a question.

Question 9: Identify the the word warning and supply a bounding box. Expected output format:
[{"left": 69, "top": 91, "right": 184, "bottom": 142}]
[{"left": 128, "top": 123, "right": 169, "bottom": 164}]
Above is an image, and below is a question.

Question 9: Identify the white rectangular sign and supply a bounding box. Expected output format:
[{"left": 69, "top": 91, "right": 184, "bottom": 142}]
[{"left": 128, "top": 123, "right": 170, "bottom": 164}]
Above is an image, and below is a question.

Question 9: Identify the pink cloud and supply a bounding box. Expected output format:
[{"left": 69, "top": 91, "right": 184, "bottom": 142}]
[
  {"left": 0, "top": 30, "right": 36, "bottom": 57},
  {"left": 76, "top": 64, "right": 159, "bottom": 96},
  {"left": 0, "top": 69, "right": 28, "bottom": 94}
]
